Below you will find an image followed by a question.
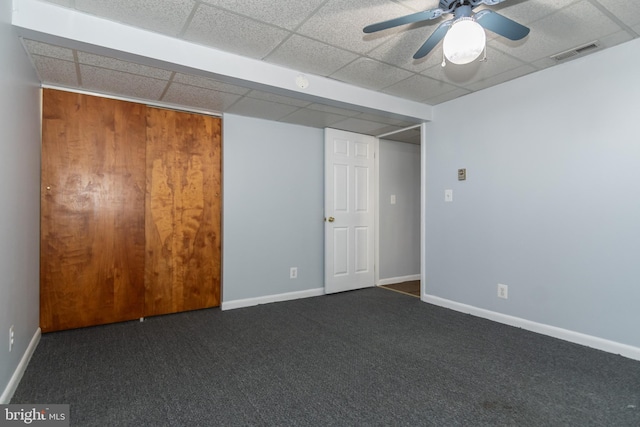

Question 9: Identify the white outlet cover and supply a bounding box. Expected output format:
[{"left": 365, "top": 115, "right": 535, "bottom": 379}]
[
  {"left": 497, "top": 284, "right": 508, "bottom": 299},
  {"left": 390, "top": 194, "right": 396, "bottom": 205}
]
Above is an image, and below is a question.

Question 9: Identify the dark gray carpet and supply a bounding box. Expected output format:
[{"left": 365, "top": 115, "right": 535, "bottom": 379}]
[{"left": 11, "top": 288, "right": 640, "bottom": 426}]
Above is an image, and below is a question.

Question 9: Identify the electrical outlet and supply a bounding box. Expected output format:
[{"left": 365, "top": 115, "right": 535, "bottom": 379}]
[
  {"left": 9, "top": 325, "right": 14, "bottom": 352},
  {"left": 497, "top": 284, "right": 508, "bottom": 299},
  {"left": 290, "top": 267, "right": 298, "bottom": 279}
]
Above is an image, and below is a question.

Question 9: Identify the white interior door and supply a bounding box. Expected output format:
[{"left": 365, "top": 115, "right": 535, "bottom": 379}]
[{"left": 324, "top": 128, "right": 375, "bottom": 294}]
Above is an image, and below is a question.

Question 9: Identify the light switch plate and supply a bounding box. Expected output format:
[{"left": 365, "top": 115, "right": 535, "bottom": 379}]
[
  {"left": 444, "top": 189, "right": 453, "bottom": 202},
  {"left": 390, "top": 194, "right": 396, "bottom": 205}
]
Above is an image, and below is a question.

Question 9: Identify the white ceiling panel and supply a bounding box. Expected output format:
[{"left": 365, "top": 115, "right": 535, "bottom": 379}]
[
  {"left": 354, "top": 112, "right": 413, "bottom": 127},
  {"left": 75, "top": 0, "right": 196, "bottom": 36},
  {"left": 183, "top": 4, "right": 290, "bottom": 59},
  {"left": 422, "top": 46, "right": 526, "bottom": 88},
  {"left": 466, "top": 64, "right": 538, "bottom": 93},
  {"left": 17, "top": 0, "right": 640, "bottom": 139},
  {"left": 422, "top": 87, "right": 471, "bottom": 105},
  {"left": 296, "top": 0, "right": 417, "bottom": 54},
  {"left": 80, "top": 65, "right": 168, "bottom": 100},
  {"left": 226, "top": 97, "right": 300, "bottom": 121},
  {"left": 22, "top": 39, "right": 74, "bottom": 61},
  {"left": 485, "top": 0, "right": 581, "bottom": 25},
  {"left": 77, "top": 52, "right": 172, "bottom": 80},
  {"left": 279, "top": 108, "right": 346, "bottom": 129},
  {"left": 45, "top": 0, "right": 72, "bottom": 6},
  {"left": 265, "top": 34, "right": 359, "bottom": 76},
  {"left": 244, "top": 90, "right": 312, "bottom": 108},
  {"left": 366, "top": 22, "right": 442, "bottom": 73},
  {"left": 382, "top": 74, "right": 458, "bottom": 102},
  {"left": 330, "top": 117, "right": 404, "bottom": 135},
  {"left": 173, "top": 73, "right": 251, "bottom": 95},
  {"left": 199, "top": 0, "right": 327, "bottom": 31},
  {"left": 306, "top": 103, "right": 363, "bottom": 118},
  {"left": 30, "top": 56, "right": 78, "bottom": 87},
  {"left": 331, "top": 57, "right": 413, "bottom": 90},
  {"left": 596, "top": 0, "right": 640, "bottom": 28},
  {"left": 495, "top": 1, "right": 621, "bottom": 63},
  {"left": 162, "top": 82, "right": 241, "bottom": 112}
]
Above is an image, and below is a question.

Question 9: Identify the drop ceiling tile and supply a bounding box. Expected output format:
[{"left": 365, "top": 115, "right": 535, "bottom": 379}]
[
  {"left": 22, "top": 39, "right": 74, "bottom": 61},
  {"left": 77, "top": 52, "right": 172, "bottom": 80},
  {"left": 162, "top": 82, "right": 241, "bottom": 112},
  {"left": 331, "top": 58, "right": 413, "bottom": 90},
  {"left": 31, "top": 56, "right": 78, "bottom": 87},
  {"left": 422, "top": 46, "right": 526, "bottom": 88},
  {"left": 331, "top": 117, "right": 401, "bottom": 136},
  {"left": 245, "top": 90, "right": 312, "bottom": 108},
  {"left": 265, "top": 35, "right": 359, "bottom": 76},
  {"left": 226, "top": 97, "right": 300, "bottom": 121},
  {"left": 382, "top": 74, "right": 458, "bottom": 102},
  {"left": 183, "top": 4, "right": 290, "bottom": 59},
  {"left": 306, "top": 103, "right": 362, "bottom": 117},
  {"left": 297, "top": 0, "right": 418, "bottom": 54},
  {"left": 279, "top": 108, "right": 345, "bottom": 128},
  {"left": 494, "top": 1, "right": 620, "bottom": 63},
  {"left": 173, "top": 73, "right": 250, "bottom": 95},
  {"left": 366, "top": 23, "right": 445, "bottom": 72},
  {"left": 41, "top": 0, "right": 73, "bottom": 6},
  {"left": 466, "top": 64, "right": 537, "bottom": 93},
  {"left": 80, "top": 65, "right": 168, "bottom": 100},
  {"left": 199, "top": 0, "right": 326, "bottom": 30},
  {"left": 594, "top": 0, "right": 640, "bottom": 27},
  {"left": 423, "top": 88, "right": 471, "bottom": 105},
  {"left": 75, "top": 0, "right": 196, "bottom": 36},
  {"left": 354, "top": 113, "right": 416, "bottom": 127},
  {"left": 380, "top": 125, "right": 421, "bottom": 144},
  {"left": 482, "top": 0, "right": 580, "bottom": 25}
]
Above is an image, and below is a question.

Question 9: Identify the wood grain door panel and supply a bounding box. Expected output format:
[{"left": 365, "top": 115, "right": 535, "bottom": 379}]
[
  {"left": 144, "top": 107, "right": 221, "bottom": 316},
  {"left": 40, "top": 89, "right": 146, "bottom": 332}
]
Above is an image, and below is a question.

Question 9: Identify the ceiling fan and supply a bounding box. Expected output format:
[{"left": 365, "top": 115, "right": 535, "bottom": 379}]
[{"left": 363, "top": 0, "right": 530, "bottom": 64}]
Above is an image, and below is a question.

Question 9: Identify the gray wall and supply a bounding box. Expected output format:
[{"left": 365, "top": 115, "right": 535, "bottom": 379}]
[
  {"left": 223, "top": 114, "right": 324, "bottom": 302},
  {"left": 424, "top": 38, "right": 640, "bottom": 348},
  {"left": 0, "top": 3, "right": 42, "bottom": 401},
  {"left": 379, "top": 139, "right": 421, "bottom": 281}
]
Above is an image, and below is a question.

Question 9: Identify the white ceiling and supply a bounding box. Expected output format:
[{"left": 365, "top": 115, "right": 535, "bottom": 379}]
[{"left": 13, "top": 0, "right": 640, "bottom": 143}]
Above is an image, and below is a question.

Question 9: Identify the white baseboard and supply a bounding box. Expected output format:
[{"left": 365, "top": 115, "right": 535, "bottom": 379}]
[
  {"left": 221, "top": 287, "right": 325, "bottom": 311},
  {"left": 422, "top": 294, "right": 640, "bottom": 362},
  {"left": 377, "top": 274, "right": 421, "bottom": 286},
  {"left": 1, "top": 328, "right": 41, "bottom": 404}
]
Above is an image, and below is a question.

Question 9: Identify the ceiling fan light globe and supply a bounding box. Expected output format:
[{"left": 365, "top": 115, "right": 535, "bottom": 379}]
[{"left": 443, "top": 18, "right": 486, "bottom": 65}]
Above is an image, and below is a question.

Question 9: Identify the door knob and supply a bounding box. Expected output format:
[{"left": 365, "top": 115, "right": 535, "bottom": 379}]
[{"left": 327, "top": 216, "right": 335, "bottom": 222}]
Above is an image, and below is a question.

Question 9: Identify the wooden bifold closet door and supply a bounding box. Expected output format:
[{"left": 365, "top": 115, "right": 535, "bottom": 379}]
[{"left": 40, "top": 89, "right": 221, "bottom": 332}]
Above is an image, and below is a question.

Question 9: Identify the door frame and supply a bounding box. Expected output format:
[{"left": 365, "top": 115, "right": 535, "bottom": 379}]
[
  {"left": 323, "top": 124, "right": 425, "bottom": 298},
  {"left": 373, "top": 124, "right": 426, "bottom": 300}
]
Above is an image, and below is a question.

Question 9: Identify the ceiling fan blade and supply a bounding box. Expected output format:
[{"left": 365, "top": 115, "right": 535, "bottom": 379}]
[
  {"left": 363, "top": 8, "right": 444, "bottom": 34},
  {"left": 413, "top": 19, "right": 453, "bottom": 59},
  {"left": 475, "top": 9, "right": 530, "bottom": 41}
]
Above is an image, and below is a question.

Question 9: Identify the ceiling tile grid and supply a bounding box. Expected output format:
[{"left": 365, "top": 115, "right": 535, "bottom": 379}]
[
  {"left": 75, "top": 0, "right": 197, "bottom": 37},
  {"left": 182, "top": 4, "right": 291, "bottom": 59},
  {"left": 19, "top": 0, "right": 640, "bottom": 143},
  {"left": 80, "top": 65, "right": 168, "bottom": 100},
  {"left": 199, "top": 0, "right": 328, "bottom": 31}
]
